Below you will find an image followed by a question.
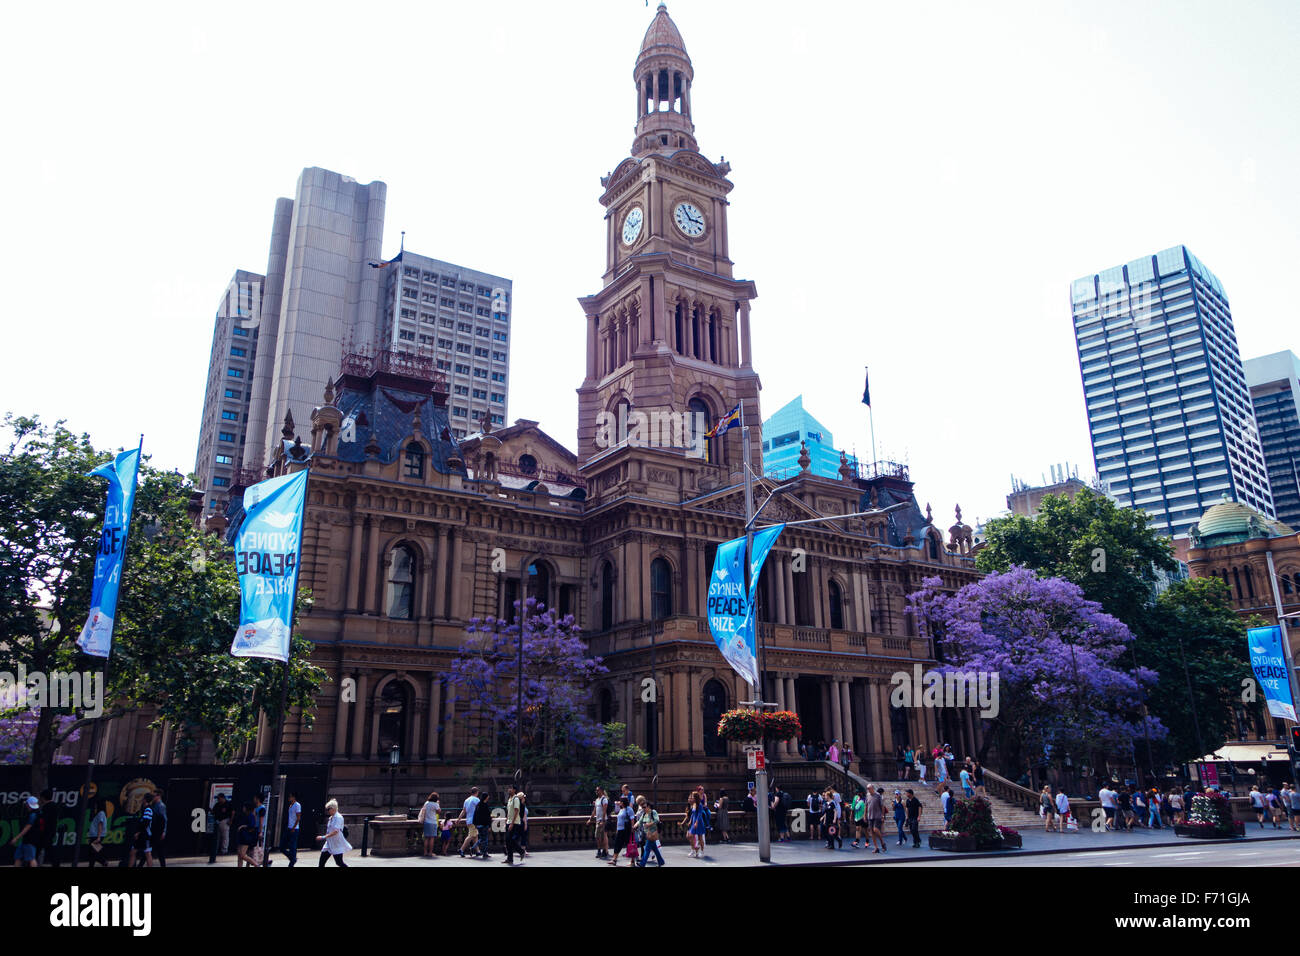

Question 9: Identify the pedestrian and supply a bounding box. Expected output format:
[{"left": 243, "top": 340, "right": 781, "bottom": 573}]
[
  {"left": 635, "top": 797, "right": 664, "bottom": 867},
  {"left": 9, "top": 795, "right": 40, "bottom": 867},
  {"left": 897, "top": 746, "right": 907, "bottom": 779},
  {"left": 209, "top": 792, "right": 231, "bottom": 863},
  {"left": 439, "top": 813, "right": 455, "bottom": 855},
  {"left": 519, "top": 791, "right": 531, "bottom": 856},
  {"left": 235, "top": 801, "right": 257, "bottom": 867},
  {"left": 1132, "top": 788, "right": 1148, "bottom": 828},
  {"left": 828, "top": 739, "right": 840, "bottom": 764},
  {"left": 1118, "top": 787, "right": 1135, "bottom": 831},
  {"left": 771, "top": 786, "right": 789, "bottom": 842},
  {"left": 843, "top": 741, "right": 854, "bottom": 770},
  {"left": 458, "top": 786, "right": 482, "bottom": 857},
  {"left": 940, "top": 785, "right": 954, "bottom": 827},
  {"left": 87, "top": 796, "right": 109, "bottom": 867},
  {"left": 1148, "top": 789, "right": 1163, "bottom": 829},
  {"left": 609, "top": 796, "right": 633, "bottom": 865},
  {"left": 959, "top": 765, "right": 974, "bottom": 798},
  {"left": 686, "top": 792, "right": 709, "bottom": 858},
  {"left": 743, "top": 783, "right": 756, "bottom": 814},
  {"left": 905, "top": 789, "right": 922, "bottom": 847},
  {"left": 590, "top": 786, "right": 611, "bottom": 860},
  {"left": 502, "top": 785, "right": 525, "bottom": 865},
  {"left": 822, "top": 789, "right": 838, "bottom": 850},
  {"left": 807, "top": 790, "right": 822, "bottom": 842},
  {"left": 903, "top": 746, "right": 914, "bottom": 781},
  {"left": 1267, "top": 788, "right": 1283, "bottom": 829},
  {"left": 714, "top": 789, "right": 730, "bottom": 844},
  {"left": 1098, "top": 782, "right": 1116, "bottom": 831},
  {"left": 37, "top": 789, "right": 61, "bottom": 867},
  {"left": 917, "top": 747, "right": 928, "bottom": 786},
  {"left": 892, "top": 790, "right": 907, "bottom": 846},
  {"left": 1040, "top": 785, "right": 1057, "bottom": 832},
  {"left": 150, "top": 790, "right": 168, "bottom": 867},
  {"left": 973, "top": 760, "right": 986, "bottom": 798},
  {"left": 934, "top": 747, "right": 950, "bottom": 786},
  {"left": 1249, "top": 785, "right": 1266, "bottom": 828},
  {"left": 1056, "top": 788, "right": 1071, "bottom": 830},
  {"left": 418, "top": 791, "right": 441, "bottom": 858},
  {"left": 472, "top": 789, "right": 494, "bottom": 857},
  {"left": 866, "top": 785, "right": 886, "bottom": 854},
  {"left": 283, "top": 791, "right": 301, "bottom": 866},
  {"left": 830, "top": 785, "right": 844, "bottom": 848},
  {"left": 316, "top": 798, "right": 350, "bottom": 866},
  {"left": 128, "top": 794, "right": 157, "bottom": 868},
  {"left": 850, "top": 789, "right": 866, "bottom": 848},
  {"left": 695, "top": 786, "right": 709, "bottom": 856},
  {"left": 1167, "top": 788, "right": 1184, "bottom": 825}
]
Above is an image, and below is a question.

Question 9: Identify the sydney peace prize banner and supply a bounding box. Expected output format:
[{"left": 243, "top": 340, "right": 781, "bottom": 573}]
[
  {"left": 706, "top": 523, "right": 784, "bottom": 687},
  {"left": 1247, "top": 624, "right": 1297, "bottom": 722},
  {"left": 76, "top": 447, "right": 142, "bottom": 658},
  {"left": 231, "top": 470, "right": 308, "bottom": 663}
]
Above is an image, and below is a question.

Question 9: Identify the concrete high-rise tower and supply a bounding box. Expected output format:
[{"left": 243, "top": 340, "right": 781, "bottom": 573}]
[
  {"left": 1071, "top": 245, "right": 1274, "bottom": 539},
  {"left": 1246, "top": 350, "right": 1300, "bottom": 530}
]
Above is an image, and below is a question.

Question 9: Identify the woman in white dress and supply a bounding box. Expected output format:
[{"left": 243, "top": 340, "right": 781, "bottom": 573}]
[{"left": 316, "top": 798, "right": 352, "bottom": 867}]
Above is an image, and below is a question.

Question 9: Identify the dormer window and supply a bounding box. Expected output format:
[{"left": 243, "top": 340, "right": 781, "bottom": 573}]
[{"left": 404, "top": 442, "right": 425, "bottom": 479}]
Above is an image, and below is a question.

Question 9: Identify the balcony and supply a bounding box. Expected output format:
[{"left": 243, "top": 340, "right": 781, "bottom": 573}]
[{"left": 585, "top": 614, "right": 932, "bottom": 662}]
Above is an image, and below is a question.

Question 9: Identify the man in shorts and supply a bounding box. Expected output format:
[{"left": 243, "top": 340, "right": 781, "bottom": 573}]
[
  {"left": 1098, "top": 783, "right": 1117, "bottom": 831},
  {"left": 458, "top": 786, "right": 481, "bottom": 857},
  {"left": 865, "top": 785, "right": 886, "bottom": 854},
  {"left": 9, "top": 795, "right": 40, "bottom": 866}
]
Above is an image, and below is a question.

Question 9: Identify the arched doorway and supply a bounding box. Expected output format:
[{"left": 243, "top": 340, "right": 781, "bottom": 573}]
[{"left": 702, "top": 679, "right": 727, "bottom": 756}]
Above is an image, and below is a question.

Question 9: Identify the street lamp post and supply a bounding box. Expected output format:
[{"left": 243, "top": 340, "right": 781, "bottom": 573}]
[{"left": 388, "top": 745, "right": 400, "bottom": 815}]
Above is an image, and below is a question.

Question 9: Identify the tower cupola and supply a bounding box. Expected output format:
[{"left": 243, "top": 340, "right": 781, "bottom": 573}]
[{"left": 633, "top": 4, "right": 697, "bottom": 157}]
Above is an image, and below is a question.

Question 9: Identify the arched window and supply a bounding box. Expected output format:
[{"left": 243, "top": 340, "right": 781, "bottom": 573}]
[
  {"left": 527, "top": 561, "right": 550, "bottom": 610},
  {"left": 403, "top": 442, "right": 425, "bottom": 479},
  {"left": 702, "top": 679, "right": 727, "bottom": 756},
  {"left": 828, "top": 579, "right": 844, "bottom": 631},
  {"left": 928, "top": 533, "right": 940, "bottom": 561},
  {"left": 793, "top": 564, "right": 813, "bottom": 626},
  {"left": 600, "top": 562, "right": 615, "bottom": 632},
  {"left": 650, "top": 558, "right": 672, "bottom": 620},
  {"left": 689, "top": 396, "right": 713, "bottom": 463},
  {"left": 386, "top": 545, "right": 416, "bottom": 619},
  {"left": 518, "top": 454, "right": 537, "bottom": 476},
  {"left": 377, "top": 681, "right": 409, "bottom": 755}
]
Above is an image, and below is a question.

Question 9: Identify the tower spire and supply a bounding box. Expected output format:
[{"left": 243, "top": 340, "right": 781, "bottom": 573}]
[{"left": 633, "top": 4, "right": 697, "bottom": 157}]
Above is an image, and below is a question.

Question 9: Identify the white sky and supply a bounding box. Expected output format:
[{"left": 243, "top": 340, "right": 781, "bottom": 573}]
[{"left": 3, "top": 0, "right": 1297, "bottom": 528}]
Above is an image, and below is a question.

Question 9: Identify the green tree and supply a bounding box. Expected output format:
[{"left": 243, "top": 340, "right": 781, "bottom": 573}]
[
  {"left": 1139, "top": 577, "right": 1251, "bottom": 765},
  {"left": 0, "top": 414, "right": 325, "bottom": 792}
]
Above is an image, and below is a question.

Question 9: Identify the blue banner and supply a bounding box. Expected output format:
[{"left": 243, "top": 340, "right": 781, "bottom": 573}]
[
  {"left": 231, "top": 470, "right": 307, "bottom": 663},
  {"left": 706, "top": 524, "right": 784, "bottom": 688},
  {"left": 1248, "top": 625, "right": 1297, "bottom": 722},
  {"left": 76, "top": 447, "right": 142, "bottom": 658}
]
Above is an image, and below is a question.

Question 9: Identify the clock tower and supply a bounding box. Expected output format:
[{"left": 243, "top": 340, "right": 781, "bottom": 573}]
[{"left": 577, "top": 3, "right": 761, "bottom": 486}]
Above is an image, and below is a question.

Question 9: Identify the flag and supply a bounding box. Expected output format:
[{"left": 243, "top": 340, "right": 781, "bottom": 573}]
[
  {"left": 231, "top": 470, "right": 308, "bottom": 663},
  {"left": 368, "top": 260, "right": 390, "bottom": 269},
  {"left": 705, "top": 404, "right": 742, "bottom": 439},
  {"left": 1247, "top": 625, "right": 1297, "bottom": 721},
  {"left": 76, "top": 446, "right": 143, "bottom": 658},
  {"left": 705, "top": 523, "right": 784, "bottom": 688},
  {"left": 862, "top": 368, "right": 871, "bottom": 408}
]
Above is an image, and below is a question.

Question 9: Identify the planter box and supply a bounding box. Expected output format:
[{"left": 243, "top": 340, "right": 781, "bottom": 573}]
[
  {"left": 1174, "top": 824, "right": 1244, "bottom": 840},
  {"left": 928, "top": 833, "right": 976, "bottom": 852},
  {"left": 997, "top": 832, "right": 1022, "bottom": 848}
]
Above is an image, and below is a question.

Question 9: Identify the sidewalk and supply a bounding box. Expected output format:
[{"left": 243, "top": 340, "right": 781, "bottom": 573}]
[{"left": 167, "top": 822, "right": 1300, "bottom": 868}]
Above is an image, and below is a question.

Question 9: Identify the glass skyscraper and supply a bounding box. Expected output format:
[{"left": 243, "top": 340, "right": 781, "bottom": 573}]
[
  {"left": 1246, "top": 351, "right": 1300, "bottom": 530},
  {"left": 761, "top": 395, "right": 857, "bottom": 480},
  {"left": 1071, "top": 245, "right": 1274, "bottom": 539}
]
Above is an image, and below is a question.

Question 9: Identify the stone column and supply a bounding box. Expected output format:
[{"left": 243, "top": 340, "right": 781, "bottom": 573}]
[
  {"left": 586, "top": 313, "right": 598, "bottom": 377},
  {"left": 866, "top": 682, "right": 883, "bottom": 755},
  {"left": 840, "top": 681, "right": 854, "bottom": 755},
  {"left": 627, "top": 537, "right": 643, "bottom": 621},
  {"left": 877, "top": 680, "right": 893, "bottom": 755},
  {"left": 774, "top": 676, "right": 788, "bottom": 757},
  {"left": 346, "top": 515, "right": 364, "bottom": 612},
  {"left": 784, "top": 556, "right": 797, "bottom": 626},
  {"left": 433, "top": 526, "right": 449, "bottom": 618},
  {"left": 773, "top": 558, "right": 787, "bottom": 624},
  {"left": 428, "top": 675, "right": 442, "bottom": 758},
  {"left": 739, "top": 300, "right": 753, "bottom": 368},
  {"left": 785, "top": 676, "right": 798, "bottom": 756},
  {"left": 350, "top": 672, "right": 369, "bottom": 758},
  {"left": 333, "top": 670, "right": 350, "bottom": 757},
  {"left": 365, "top": 518, "right": 382, "bottom": 615},
  {"left": 830, "top": 681, "right": 844, "bottom": 746},
  {"left": 449, "top": 530, "right": 466, "bottom": 620},
  {"left": 813, "top": 561, "right": 825, "bottom": 628}
]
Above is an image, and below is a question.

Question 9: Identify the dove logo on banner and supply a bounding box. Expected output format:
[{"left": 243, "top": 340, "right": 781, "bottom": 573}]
[
  {"left": 231, "top": 469, "right": 307, "bottom": 663},
  {"left": 706, "top": 523, "right": 784, "bottom": 688},
  {"left": 1247, "top": 625, "right": 1297, "bottom": 722},
  {"left": 76, "top": 447, "right": 143, "bottom": 658}
]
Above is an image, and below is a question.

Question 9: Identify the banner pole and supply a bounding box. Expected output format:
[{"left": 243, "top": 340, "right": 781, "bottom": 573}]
[
  {"left": 73, "top": 434, "right": 142, "bottom": 866},
  {"left": 262, "top": 463, "right": 308, "bottom": 866},
  {"left": 1265, "top": 551, "right": 1300, "bottom": 726}
]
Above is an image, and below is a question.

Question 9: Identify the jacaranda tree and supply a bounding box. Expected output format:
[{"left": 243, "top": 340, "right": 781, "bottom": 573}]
[
  {"left": 907, "top": 567, "right": 1167, "bottom": 778},
  {"left": 444, "top": 597, "right": 608, "bottom": 785}
]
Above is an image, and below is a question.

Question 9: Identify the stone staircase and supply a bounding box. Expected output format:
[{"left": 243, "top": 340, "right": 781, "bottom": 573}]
[{"left": 864, "top": 779, "right": 1045, "bottom": 830}]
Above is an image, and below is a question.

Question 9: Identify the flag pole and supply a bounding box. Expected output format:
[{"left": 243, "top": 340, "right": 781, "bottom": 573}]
[
  {"left": 262, "top": 462, "right": 309, "bottom": 866},
  {"left": 865, "top": 366, "right": 878, "bottom": 471}
]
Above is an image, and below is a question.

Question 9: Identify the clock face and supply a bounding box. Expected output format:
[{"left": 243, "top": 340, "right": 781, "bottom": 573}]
[
  {"left": 621, "top": 206, "right": 643, "bottom": 245},
  {"left": 673, "top": 201, "right": 705, "bottom": 238}
]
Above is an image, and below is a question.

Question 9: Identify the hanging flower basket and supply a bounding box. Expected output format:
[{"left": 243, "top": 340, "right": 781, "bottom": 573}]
[{"left": 716, "top": 709, "right": 803, "bottom": 743}]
